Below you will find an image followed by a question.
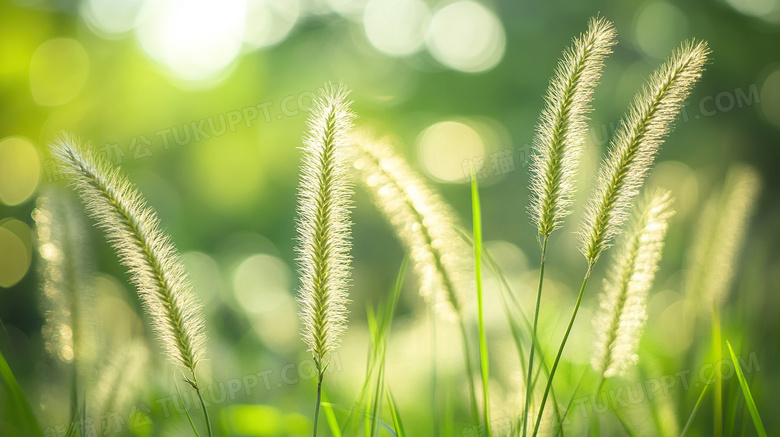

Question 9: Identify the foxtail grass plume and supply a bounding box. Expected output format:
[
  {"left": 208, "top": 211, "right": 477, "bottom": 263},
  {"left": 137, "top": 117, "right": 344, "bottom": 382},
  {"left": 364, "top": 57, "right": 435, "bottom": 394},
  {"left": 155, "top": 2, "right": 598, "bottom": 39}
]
[
  {"left": 33, "top": 188, "right": 96, "bottom": 367},
  {"left": 591, "top": 190, "right": 674, "bottom": 378},
  {"left": 580, "top": 41, "right": 709, "bottom": 264},
  {"left": 351, "top": 131, "right": 470, "bottom": 320},
  {"left": 686, "top": 165, "right": 760, "bottom": 308},
  {"left": 49, "top": 135, "right": 206, "bottom": 379},
  {"left": 529, "top": 17, "right": 616, "bottom": 237},
  {"left": 296, "top": 84, "right": 355, "bottom": 367}
]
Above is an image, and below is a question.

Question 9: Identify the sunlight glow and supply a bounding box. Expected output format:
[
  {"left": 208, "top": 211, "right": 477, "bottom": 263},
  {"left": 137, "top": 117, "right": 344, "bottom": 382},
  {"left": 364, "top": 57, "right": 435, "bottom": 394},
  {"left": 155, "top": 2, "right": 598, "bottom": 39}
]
[
  {"left": 0, "top": 137, "right": 40, "bottom": 206},
  {"left": 363, "top": 0, "right": 430, "bottom": 56},
  {"left": 418, "top": 120, "right": 485, "bottom": 183},
  {"left": 426, "top": 1, "right": 505, "bottom": 73},
  {"left": 137, "top": 0, "right": 246, "bottom": 82},
  {"left": 244, "top": 0, "right": 300, "bottom": 50}
]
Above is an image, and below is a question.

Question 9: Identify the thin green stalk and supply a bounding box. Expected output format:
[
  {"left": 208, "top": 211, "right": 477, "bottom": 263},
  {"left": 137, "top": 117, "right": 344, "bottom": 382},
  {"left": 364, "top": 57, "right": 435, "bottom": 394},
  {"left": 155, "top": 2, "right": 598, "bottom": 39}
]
[
  {"left": 0, "top": 344, "right": 42, "bottom": 436},
  {"left": 727, "top": 341, "right": 766, "bottom": 437},
  {"left": 478, "top": 244, "right": 563, "bottom": 434},
  {"left": 533, "top": 265, "right": 593, "bottom": 436},
  {"left": 313, "top": 371, "right": 324, "bottom": 437},
  {"left": 614, "top": 409, "right": 638, "bottom": 437},
  {"left": 523, "top": 236, "right": 549, "bottom": 436},
  {"left": 190, "top": 375, "right": 212, "bottom": 437},
  {"left": 471, "top": 170, "right": 491, "bottom": 436},
  {"left": 588, "top": 375, "right": 606, "bottom": 435},
  {"left": 712, "top": 305, "right": 722, "bottom": 437},
  {"left": 431, "top": 306, "right": 439, "bottom": 437},
  {"left": 680, "top": 375, "right": 711, "bottom": 437},
  {"left": 386, "top": 389, "right": 406, "bottom": 437},
  {"left": 321, "top": 391, "right": 342, "bottom": 437},
  {"left": 594, "top": 375, "right": 605, "bottom": 401},
  {"left": 458, "top": 312, "right": 481, "bottom": 426},
  {"left": 556, "top": 370, "right": 587, "bottom": 436},
  {"left": 175, "top": 377, "right": 201, "bottom": 437}
]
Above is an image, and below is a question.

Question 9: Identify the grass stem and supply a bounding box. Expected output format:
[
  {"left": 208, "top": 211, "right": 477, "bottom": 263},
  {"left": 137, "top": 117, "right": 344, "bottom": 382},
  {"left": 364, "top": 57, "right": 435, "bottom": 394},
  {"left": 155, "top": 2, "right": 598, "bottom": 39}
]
[
  {"left": 191, "top": 375, "right": 213, "bottom": 437},
  {"left": 313, "top": 371, "right": 324, "bottom": 437},
  {"left": 523, "top": 236, "right": 549, "bottom": 436},
  {"left": 713, "top": 305, "right": 722, "bottom": 437},
  {"left": 533, "top": 265, "right": 593, "bottom": 435},
  {"left": 458, "top": 318, "right": 481, "bottom": 426},
  {"left": 471, "top": 170, "right": 491, "bottom": 436}
]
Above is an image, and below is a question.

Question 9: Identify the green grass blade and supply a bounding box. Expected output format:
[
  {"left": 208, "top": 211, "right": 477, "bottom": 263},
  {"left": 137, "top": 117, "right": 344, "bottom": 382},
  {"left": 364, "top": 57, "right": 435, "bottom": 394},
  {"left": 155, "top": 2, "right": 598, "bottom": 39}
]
[
  {"left": 320, "top": 391, "right": 342, "bottom": 437},
  {"left": 725, "top": 382, "right": 742, "bottom": 437},
  {"left": 346, "top": 257, "right": 409, "bottom": 434},
  {"left": 556, "top": 370, "right": 586, "bottom": 436},
  {"left": 726, "top": 341, "right": 766, "bottom": 437},
  {"left": 614, "top": 409, "right": 638, "bottom": 437},
  {"left": 680, "top": 375, "right": 711, "bottom": 437},
  {"left": 471, "top": 168, "right": 491, "bottom": 436},
  {"left": 712, "top": 306, "right": 723, "bottom": 437},
  {"left": 478, "top": 244, "right": 563, "bottom": 434},
  {"left": 443, "top": 389, "right": 453, "bottom": 437},
  {"left": 386, "top": 388, "right": 406, "bottom": 437},
  {"left": 682, "top": 383, "right": 710, "bottom": 436},
  {"left": 0, "top": 345, "right": 42, "bottom": 436}
]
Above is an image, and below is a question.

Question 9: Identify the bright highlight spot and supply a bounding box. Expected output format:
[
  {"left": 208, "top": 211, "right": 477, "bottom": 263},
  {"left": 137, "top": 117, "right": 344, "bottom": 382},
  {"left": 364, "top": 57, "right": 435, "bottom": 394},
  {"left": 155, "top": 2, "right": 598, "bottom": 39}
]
[
  {"left": 29, "top": 38, "right": 89, "bottom": 106},
  {"left": 82, "top": 0, "right": 146, "bottom": 36},
  {"left": 232, "top": 254, "right": 298, "bottom": 352},
  {"left": 634, "top": 2, "right": 689, "bottom": 59},
  {"left": 137, "top": 0, "right": 246, "bottom": 82},
  {"left": 417, "top": 120, "right": 485, "bottom": 183},
  {"left": 760, "top": 68, "right": 780, "bottom": 129},
  {"left": 326, "top": 0, "right": 367, "bottom": 20},
  {"left": 724, "top": 0, "right": 779, "bottom": 18},
  {"left": 364, "top": 0, "right": 430, "bottom": 56},
  {"left": 0, "top": 219, "right": 32, "bottom": 288},
  {"left": 426, "top": 1, "right": 505, "bottom": 73},
  {"left": 244, "top": 0, "right": 300, "bottom": 50},
  {"left": 0, "top": 137, "right": 40, "bottom": 206}
]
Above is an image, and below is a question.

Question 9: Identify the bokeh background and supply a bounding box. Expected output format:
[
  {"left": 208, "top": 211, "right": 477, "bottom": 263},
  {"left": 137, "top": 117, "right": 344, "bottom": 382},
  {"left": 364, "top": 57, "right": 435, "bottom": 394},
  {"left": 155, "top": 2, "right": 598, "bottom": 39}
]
[{"left": 0, "top": 0, "right": 778, "bottom": 435}]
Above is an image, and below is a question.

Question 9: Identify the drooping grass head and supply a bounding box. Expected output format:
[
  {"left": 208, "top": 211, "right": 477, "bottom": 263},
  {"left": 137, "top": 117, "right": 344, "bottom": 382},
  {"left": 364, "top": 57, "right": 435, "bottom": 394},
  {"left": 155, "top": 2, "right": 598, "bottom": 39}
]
[{"left": 50, "top": 134, "right": 207, "bottom": 378}]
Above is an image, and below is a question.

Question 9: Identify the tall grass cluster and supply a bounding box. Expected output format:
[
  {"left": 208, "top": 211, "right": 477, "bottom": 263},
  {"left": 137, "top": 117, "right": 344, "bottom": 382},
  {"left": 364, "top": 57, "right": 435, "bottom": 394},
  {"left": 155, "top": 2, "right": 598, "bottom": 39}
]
[{"left": 1, "top": 14, "right": 769, "bottom": 437}]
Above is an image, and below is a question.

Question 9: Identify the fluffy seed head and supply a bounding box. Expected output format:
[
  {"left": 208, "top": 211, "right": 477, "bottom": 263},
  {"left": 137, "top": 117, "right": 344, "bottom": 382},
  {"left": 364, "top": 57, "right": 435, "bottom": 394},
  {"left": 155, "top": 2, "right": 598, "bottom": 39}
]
[
  {"left": 296, "top": 84, "right": 355, "bottom": 365},
  {"left": 351, "top": 131, "right": 471, "bottom": 320},
  {"left": 686, "top": 165, "right": 760, "bottom": 308},
  {"left": 529, "top": 17, "right": 616, "bottom": 237},
  {"left": 580, "top": 40, "right": 709, "bottom": 264},
  {"left": 50, "top": 134, "right": 206, "bottom": 374},
  {"left": 592, "top": 189, "right": 674, "bottom": 378}
]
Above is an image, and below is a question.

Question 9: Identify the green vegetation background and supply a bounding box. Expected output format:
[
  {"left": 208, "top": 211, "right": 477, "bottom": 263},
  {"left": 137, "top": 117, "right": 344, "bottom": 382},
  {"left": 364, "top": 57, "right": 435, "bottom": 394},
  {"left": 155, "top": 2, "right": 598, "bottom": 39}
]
[{"left": 0, "top": 0, "right": 777, "bottom": 436}]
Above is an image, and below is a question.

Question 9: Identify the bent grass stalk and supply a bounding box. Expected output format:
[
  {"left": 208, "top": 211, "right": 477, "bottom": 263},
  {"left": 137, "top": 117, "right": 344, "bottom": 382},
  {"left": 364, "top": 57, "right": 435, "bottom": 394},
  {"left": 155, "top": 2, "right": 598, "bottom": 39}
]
[
  {"left": 295, "top": 84, "right": 355, "bottom": 437},
  {"left": 50, "top": 135, "right": 210, "bottom": 436},
  {"left": 533, "top": 39, "right": 708, "bottom": 436}
]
